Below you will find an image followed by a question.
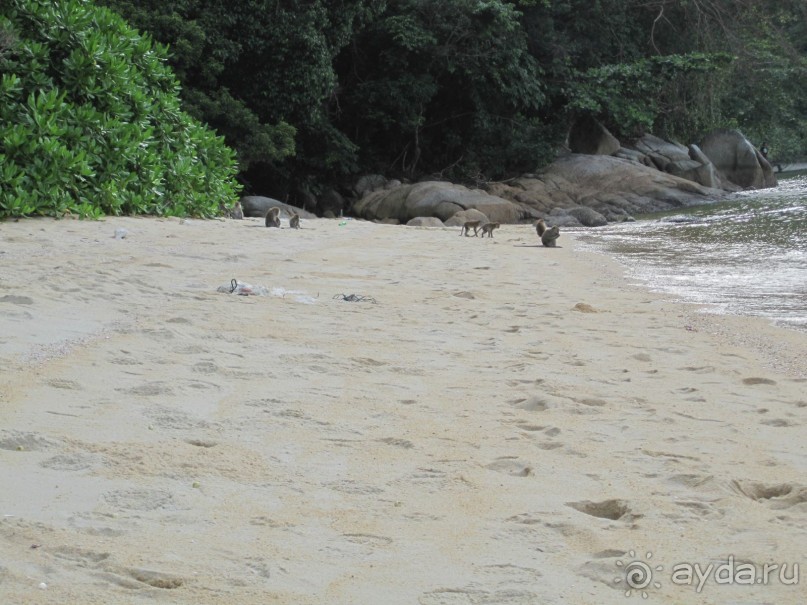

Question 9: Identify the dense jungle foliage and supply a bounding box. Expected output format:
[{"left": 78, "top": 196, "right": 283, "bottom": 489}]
[
  {"left": 0, "top": 0, "right": 241, "bottom": 218},
  {"left": 2, "top": 0, "right": 806, "bottom": 217}
]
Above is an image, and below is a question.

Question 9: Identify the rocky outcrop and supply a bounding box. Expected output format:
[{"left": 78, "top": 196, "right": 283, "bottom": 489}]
[
  {"left": 627, "top": 134, "right": 689, "bottom": 170},
  {"left": 486, "top": 154, "right": 727, "bottom": 220},
  {"left": 352, "top": 181, "right": 538, "bottom": 224},
  {"left": 563, "top": 206, "right": 608, "bottom": 227},
  {"left": 577, "top": 125, "right": 773, "bottom": 194},
  {"left": 345, "top": 125, "right": 773, "bottom": 227},
  {"left": 699, "top": 129, "right": 777, "bottom": 189}
]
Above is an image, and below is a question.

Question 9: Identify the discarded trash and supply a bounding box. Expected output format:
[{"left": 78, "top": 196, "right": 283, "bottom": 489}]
[
  {"left": 271, "top": 287, "right": 317, "bottom": 304},
  {"left": 333, "top": 293, "right": 377, "bottom": 303},
  {"left": 338, "top": 221, "right": 347, "bottom": 226},
  {"left": 114, "top": 228, "right": 128, "bottom": 239},
  {"left": 217, "top": 279, "right": 315, "bottom": 303},
  {"left": 216, "top": 279, "right": 269, "bottom": 296}
]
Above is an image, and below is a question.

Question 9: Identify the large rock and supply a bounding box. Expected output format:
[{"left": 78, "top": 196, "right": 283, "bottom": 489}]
[
  {"left": 353, "top": 174, "right": 388, "bottom": 198},
  {"left": 239, "top": 196, "right": 316, "bottom": 219},
  {"left": 352, "top": 181, "right": 537, "bottom": 224},
  {"left": 664, "top": 158, "right": 721, "bottom": 189},
  {"left": 564, "top": 206, "right": 608, "bottom": 227},
  {"left": 627, "top": 134, "right": 690, "bottom": 170},
  {"left": 486, "top": 154, "right": 727, "bottom": 219},
  {"left": 568, "top": 116, "right": 620, "bottom": 156},
  {"left": 698, "top": 129, "right": 777, "bottom": 189},
  {"left": 406, "top": 216, "right": 445, "bottom": 227},
  {"left": 614, "top": 147, "right": 655, "bottom": 168}
]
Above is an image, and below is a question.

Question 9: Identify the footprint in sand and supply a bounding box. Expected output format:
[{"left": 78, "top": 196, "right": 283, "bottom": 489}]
[
  {"left": 142, "top": 404, "right": 212, "bottom": 430},
  {"left": 40, "top": 453, "right": 99, "bottom": 471},
  {"left": 742, "top": 377, "right": 777, "bottom": 385},
  {"left": 377, "top": 437, "right": 414, "bottom": 449},
  {"left": 51, "top": 546, "right": 110, "bottom": 566},
  {"left": 326, "top": 480, "right": 384, "bottom": 495},
  {"left": 680, "top": 365, "right": 716, "bottom": 374},
  {"left": 0, "top": 431, "right": 58, "bottom": 451},
  {"left": 342, "top": 533, "right": 393, "bottom": 547},
  {"left": 566, "top": 499, "right": 640, "bottom": 522},
  {"left": 671, "top": 500, "right": 724, "bottom": 520},
  {"left": 760, "top": 418, "right": 795, "bottom": 427},
  {"left": 486, "top": 457, "right": 534, "bottom": 477},
  {"left": 572, "top": 302, "right": 599, "bottom": 313},
  {"left": 100, "top": 567, "right": 185, "bottom": 590},
  {"left": 509, "top": 396, "right": 553, "bottom": 412},
  {"left": 192, "top": 361, "right": 220, "bottom": 374},
  {"left": 730, "top": 480, "right": 807, "bottom": 509},
  {"left": 185, "top": 438, "right": 217, "bottom": 448},
  {"left": 419, "top": 587, "right": 537, "bottom": 604},
  {"left": 44, "top": 378, "right": 83, "bottom": 390},
  {"left": 102, "top": 488, "right": 179, "bottom": 512},
  {"left": 0, "top": 294, "right": 34, "bottom": 305},
  {"left": 119, "top": 381, "right": 174, "bottom": 397},
  {"left": 572, "top": 397, "right": 608, "bottom": 408},
  {"left": 45, "top": 547, "right": 183, "bottom": 592}
]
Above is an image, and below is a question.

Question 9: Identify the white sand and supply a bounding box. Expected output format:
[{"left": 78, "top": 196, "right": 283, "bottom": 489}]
[{"left": 0, "top": 216, "right": 805, "bottom": 604}]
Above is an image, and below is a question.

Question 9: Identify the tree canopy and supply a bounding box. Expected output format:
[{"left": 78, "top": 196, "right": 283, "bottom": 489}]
[
  {"left": 0, "top": 0, "right": 241, "bottom": 219},
  {"left": 5, "top": 0, "right": 805, "bottom": 216}
]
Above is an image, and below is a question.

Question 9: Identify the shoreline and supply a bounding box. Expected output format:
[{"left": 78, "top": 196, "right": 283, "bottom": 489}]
[
  {"left": 1, "top": 217, "right": 805, "bottom": 604},
  {"left": 575, "top": 241, "right": 807, "bottom": 380}
]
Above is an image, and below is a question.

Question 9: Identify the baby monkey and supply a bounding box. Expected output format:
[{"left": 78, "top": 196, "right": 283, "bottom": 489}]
[
  {"left": 535, "top": 218, "right": 547, "bottom": 236},
  {"left": 479, "top": 222, "right": 500, "bottom": 238},
  {"left": 459, "top": 220, "right": 481, "bottom": 236},
  {"left": 289, "top": 212, "right": 300, "bottom": 229},
  {"left": 265, "top": 206, "right": 281, "bottom": 228}
]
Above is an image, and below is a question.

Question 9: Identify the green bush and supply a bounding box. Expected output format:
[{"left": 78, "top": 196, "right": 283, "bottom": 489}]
[{"left": 0, "top": 0, "right": 241, "bottom": 219}]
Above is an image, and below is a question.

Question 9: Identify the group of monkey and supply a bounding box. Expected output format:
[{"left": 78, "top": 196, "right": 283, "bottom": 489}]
[
  {"left": 231, "top": 200, "right": 557, "bottom": 244},
  {"left": 264, "top": 206, "right": 300, "bottom": 229},
  {"left": 460, "top": 218, "right": 560, "bottom": 247},
  {"left": 228, "top": 202, "right": 301, "bottom": 229}
]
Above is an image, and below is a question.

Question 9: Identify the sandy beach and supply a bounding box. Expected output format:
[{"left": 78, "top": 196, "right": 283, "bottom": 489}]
[{"left": 1, "top": 215, "right": 805, "bottom": 604}]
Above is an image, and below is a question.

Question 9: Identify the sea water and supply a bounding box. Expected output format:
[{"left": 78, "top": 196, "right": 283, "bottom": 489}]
[{"left": 575, "top": 174, "right": 807, "bottom": 332}]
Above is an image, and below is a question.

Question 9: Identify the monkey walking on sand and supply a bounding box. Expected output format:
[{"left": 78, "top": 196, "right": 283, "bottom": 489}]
[
  {"left": 265, "top": 206, "right": 281, "bottom": 228},
  {"left": 479, "top": 222, "right": 500, "bottom": 238},
  {"left": 459, "top": 220, "right": 481, "bottom": 236}
]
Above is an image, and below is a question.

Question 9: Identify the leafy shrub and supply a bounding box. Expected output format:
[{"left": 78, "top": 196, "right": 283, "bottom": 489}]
[{"left": 0, "top": 0, "right": 241, "bottom": 219}]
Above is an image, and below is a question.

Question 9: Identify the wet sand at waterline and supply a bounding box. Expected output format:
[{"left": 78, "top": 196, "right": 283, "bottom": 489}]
[{"left": 1, "top": 216, "right": 805, "bottom": 604}]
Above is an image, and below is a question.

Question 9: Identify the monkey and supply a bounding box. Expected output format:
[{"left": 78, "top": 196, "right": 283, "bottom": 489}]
[
  {"left": 535, "top": 218, "right": 547, "bottom": 236},
  {"left": 265, "top": 206, "right": 281, "bottom": 228},
  {"left": 541, "top": 225, "right": 560, "bottom": 247},
  {"left": 479, "top": 222, "right": 500, "bottom": 238},
  {"left": 230, "top": 201, "right": 244, "bottom": 220},
  {"left": 459, "top": 220, "right": 481, "bottom": 236},
  {"left": 289, "top": 212, "right": 300, "bottom": 229}
]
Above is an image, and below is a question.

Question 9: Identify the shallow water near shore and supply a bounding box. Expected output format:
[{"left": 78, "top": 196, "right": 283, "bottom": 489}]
[{"left": 576, "top": 174, "right": 807, "bottom": 332}]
